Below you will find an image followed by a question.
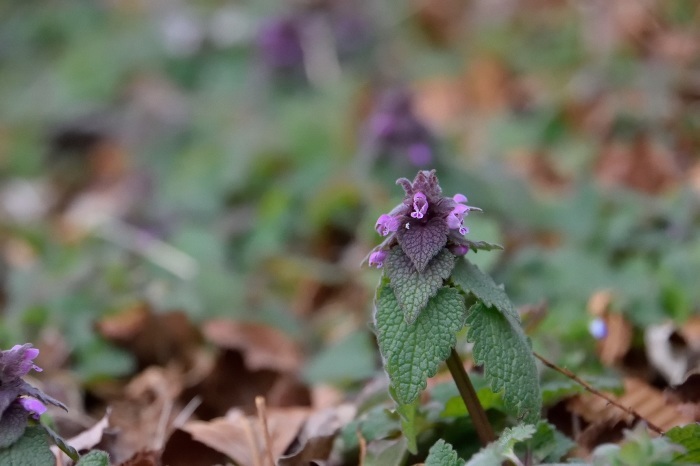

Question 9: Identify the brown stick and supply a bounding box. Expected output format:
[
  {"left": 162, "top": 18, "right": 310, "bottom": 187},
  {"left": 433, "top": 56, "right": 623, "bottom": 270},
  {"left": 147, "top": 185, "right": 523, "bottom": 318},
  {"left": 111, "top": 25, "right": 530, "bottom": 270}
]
[
  {"left": 446, "top": 348, "right": 497, "bottom": 446},
  {"left": 533, "top": 352, "right": 664, "bottom": 435}
]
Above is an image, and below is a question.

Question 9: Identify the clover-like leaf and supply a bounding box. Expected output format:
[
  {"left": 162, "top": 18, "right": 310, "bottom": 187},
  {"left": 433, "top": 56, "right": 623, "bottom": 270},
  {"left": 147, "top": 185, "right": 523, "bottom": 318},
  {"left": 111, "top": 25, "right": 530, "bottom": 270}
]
[
  {"left": 0, "top": 403, "right": 28, "bottom": 448},
  {"left": 666, "top": 424, "right": 700, "bottom": 464},
  {"left": 466, "top": 303, "right": 541, "bottom": 424},
  {"left": 0, "top": 426, "right": 54, "bottom": 466},
  {"left": 374, "top": 283, "right": 467, "bottom": 405},
  {"left": 451, "top": 258, "right": 519, "bottom": 321},
  {"left": 385, "top": 247, "right": 455, "bottom": 323},
  {"left": 425, "top": 439, "right": 464, "bottom": 466},
  {"left": 396, "top": 217, "right": 448, "bottom": 272}
]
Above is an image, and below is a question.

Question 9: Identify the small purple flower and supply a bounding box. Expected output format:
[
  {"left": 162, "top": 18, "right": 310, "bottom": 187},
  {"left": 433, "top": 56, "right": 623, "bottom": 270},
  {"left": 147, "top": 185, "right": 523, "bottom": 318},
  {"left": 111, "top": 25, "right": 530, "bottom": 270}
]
[
  {"left": 449, "top": 244, "right": 470, "bottom": 256},
  {"left": 2, "top": 344, "right": 42, "bottom": 380},
  {"left": 18, "top": 397, "right": 46, "bottom": 419},
  {"left": 447, "top": 204, "right": 470, "bottom": 235},
  {"left": 375, "top": 214, "right": 400, "bottom": 236},
  {"left": 453, "top": 194, "right": 468, "bottom": 203},
  {"left": 410, "top": 192, "right": 428, "bottom": 219},
  {"left": 257, "top": 16, "right": 305, "bottom": 70},
  {"left": 589, "top": 318, "right": 608, "bottom": 340},
  {"left": 369, "top": 250, "right": 388, "bottom": 268}
]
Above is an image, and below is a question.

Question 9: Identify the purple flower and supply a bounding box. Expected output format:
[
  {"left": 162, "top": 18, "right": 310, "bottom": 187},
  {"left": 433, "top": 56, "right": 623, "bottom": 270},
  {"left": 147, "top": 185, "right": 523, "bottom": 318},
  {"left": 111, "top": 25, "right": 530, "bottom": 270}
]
[
  {"left": 369, "top": 250, "right": 388, "bottom": 268},
  {"left": 2, "top": 344, "right": 42, "bottom": 381},
  {"left": 18, "top": 397, "right": 46, "bottom": 419},
  {"left": 589, "top": 318, "right": 608, "bottom": 340},
  {"left": 449, "top": 244, "right": 470, "bottom": 256},
  {"left": 375, "top": 214, "right": 400, "bottom": 236},
  {"left": 257, "top": 16, "right": 305, "bottom": 70},
  {"left": 367, "top": 89, "right": 434, "bottom": 167},
  {"left": 368, "top": 170, "right": 480, "bottom": 271},
  {"left": 410, "top": 192, "right": 428, "bottom": 219}
]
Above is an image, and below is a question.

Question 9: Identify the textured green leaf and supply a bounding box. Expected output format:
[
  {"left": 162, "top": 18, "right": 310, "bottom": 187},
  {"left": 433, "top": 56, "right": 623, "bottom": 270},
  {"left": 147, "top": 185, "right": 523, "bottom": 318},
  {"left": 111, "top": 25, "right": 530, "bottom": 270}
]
[
  {"left": 396, "top": 217, "right": 448, "bottom": 271},
  {"left": 466, "top": 424, "right": 536, "bottom": 466},
  {"left": 0, "top": 425, "right": 54, "bottom": 466},
  {"left": 0, "top": 403, "right": 28, "bottom": 448},
  {"left": 452, "top": 258, "right": 519, "bottom": 321},
  {"left": 389, "top": 387, "right": 419, "bottom": 455},
  {"left": 76, "top": 450, "right": 111, "bottom": 466},
  {"left": 385, "top": 247, "right": 455, "bottom": 323},
  {"left": 425, "top": 439, "right": 464, "bottom": 466},
  {"left": 666, "top": 424, "right": 700, "bottom": 463},
  {"left": 375, "top": 283, "right": 467, "bottom": 405},
  {"left": 42, "top": 423, "right": 79, "bottom": 461},
  {"left": 465, "top": 240, "right": 504, "bottom": 253},
  {"left": 466, "top": 303, "right": 541, "bottom": 423},
  {"left": 521, "top": 421, "right": 575, "bottom": 463}
]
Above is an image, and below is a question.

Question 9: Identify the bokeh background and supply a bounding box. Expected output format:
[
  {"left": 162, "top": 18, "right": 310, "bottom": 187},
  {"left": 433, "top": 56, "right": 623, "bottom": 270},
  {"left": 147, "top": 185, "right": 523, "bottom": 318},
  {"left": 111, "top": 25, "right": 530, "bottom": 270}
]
[{"left": 1, "top": 0, "right": 700, "bottom": 463}]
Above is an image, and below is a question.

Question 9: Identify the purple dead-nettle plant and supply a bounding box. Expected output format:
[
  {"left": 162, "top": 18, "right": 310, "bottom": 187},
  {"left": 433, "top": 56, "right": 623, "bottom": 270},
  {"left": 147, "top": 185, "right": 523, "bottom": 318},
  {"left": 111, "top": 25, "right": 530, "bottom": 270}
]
[
  {"left": 369, "top": 170, "right": 480, "bottom": 271},
  {"left": 0, "top": 344, "right": 67, "bottom": 448},
  {"left": 367, "top": 89, "right": 435, "bottom": 167},
  {"left": 368, "top": 170, "right": 541, "bottom": 454}
]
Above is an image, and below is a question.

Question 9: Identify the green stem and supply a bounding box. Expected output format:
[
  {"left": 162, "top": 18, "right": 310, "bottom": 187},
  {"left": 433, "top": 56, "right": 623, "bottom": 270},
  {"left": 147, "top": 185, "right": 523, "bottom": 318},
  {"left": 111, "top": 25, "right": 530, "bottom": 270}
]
[{"left": 446, "top": 348, "right": 496, "bottom": 447}]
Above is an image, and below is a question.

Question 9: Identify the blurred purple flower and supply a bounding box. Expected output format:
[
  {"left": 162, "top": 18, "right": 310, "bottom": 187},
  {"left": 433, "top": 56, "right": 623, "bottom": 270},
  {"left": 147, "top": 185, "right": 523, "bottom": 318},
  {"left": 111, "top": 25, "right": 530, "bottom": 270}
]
[
  {"left": 367, "top": 89, "right": 435, "bottom": 167},
  {"left": 2, "top": 344, "right": 42, "bottom": 380},
  {"left": 589, "top": 318, "right": 608, "bottom": 340},
  {"left": 369, "top": 250, "right": 388, "bottom": 268},
  {"left": 257, "top": 16, "right": 305, "bottom": 70}
]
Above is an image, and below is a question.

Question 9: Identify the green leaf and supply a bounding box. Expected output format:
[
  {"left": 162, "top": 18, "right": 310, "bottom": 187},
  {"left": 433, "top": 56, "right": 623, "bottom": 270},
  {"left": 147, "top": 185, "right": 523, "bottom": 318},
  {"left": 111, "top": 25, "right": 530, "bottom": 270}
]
[
  {"left": 76, "top": 450, "right": 111, "bottom": 466},
  {"left": 666, "top": 424, "right": 700, "bottom": 463},
  {"left": 425, "top": 439, "right": 464, "bottom": 466},
  {"left": 374, "top": 283, "right": 467, "bottom": 405},
  {"left": 466, "top": 424, "right": 536, "bottom": 466},
  {"left": 466, "top": 302, "right": 541, "bottom": 423},
  {"left": 396, "top": 217, "right": 448, "bottom": 271},
  {"left": 521, "top": 421, "right": 575, "bottom": 463},
  {"left": 364, "top": 437, "right": 408, "bottom": 466},
  {"left": 385, "top": 247, "right": 455, "bottom": 323},
  {"left": 0, "top": 403, "right": 28, "bottom": 448},
  {"left": 0, "top": 425, "right": 55, "bottom": 466},
  {"left": 302, "top": 331, "right": 376, "bottom": 384},
  {"left": 41, "top": 423, "right": 79, "bottom": 461},
  {"left": 465, "top": 240, "right": 504, "bottom": 253},
  {"left": 451, "top": 258, "right": 519, "bottom": 321},
  {"left": 390, "top": 387, "right": 420, "bottom": 455}
]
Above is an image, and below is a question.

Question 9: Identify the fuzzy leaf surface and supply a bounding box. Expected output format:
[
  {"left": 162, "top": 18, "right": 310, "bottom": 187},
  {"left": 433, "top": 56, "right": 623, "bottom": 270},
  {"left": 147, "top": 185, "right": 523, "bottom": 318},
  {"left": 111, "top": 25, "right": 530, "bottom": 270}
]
[
  {"left": 521, "top": 421, "right": 575, "bottom": 463},
  {"left": 389, "top": 386, "right": 419, "bottom": 455},
  {"left": 76, "top": 450, "right": 111, "bottom": 466},
  {"left": 385, "top": 247, "right": 455, "bottom": 323},
  {"left": 666, "top": 424, "right": 700, "bottom": 463},
  {"left": 0, "top": 426, "right": 54, "bottom": 466},
  {"left": 452, "top": 258, "right": 519, "bottom": 321},
  {"left": 465, "top": 424, "right": 536, "bottom": 466},
  {"left": 425, "top": 439, "right": 464, "bottom": 466},
  {"left": 466, "top": 302, "right": 541, "bottom": 423},
  {"left": 396, "top": 217, "right": 448, "bottom": 271},
  {"left": 374, "top": 283, "right": 467, "bottom": 405},
  {"left": 0, "top": 403, "right": 28, "bottom": 448}
]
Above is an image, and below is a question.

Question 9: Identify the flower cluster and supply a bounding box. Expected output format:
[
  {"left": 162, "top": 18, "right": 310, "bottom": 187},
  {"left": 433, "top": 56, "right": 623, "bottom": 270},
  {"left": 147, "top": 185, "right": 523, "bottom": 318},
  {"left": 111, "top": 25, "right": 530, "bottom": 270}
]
[
  {"left": 257, "top": 2, "right": 373, "bottom": 76},
  {"left": 369, "top": 170, "right": 479, "bottom": 269},
  {"left": 0, "top": 344, "right": 65, "bottom": 439},
  {"left": 368, "top": 89, "right": 435, "bottom": 167}
]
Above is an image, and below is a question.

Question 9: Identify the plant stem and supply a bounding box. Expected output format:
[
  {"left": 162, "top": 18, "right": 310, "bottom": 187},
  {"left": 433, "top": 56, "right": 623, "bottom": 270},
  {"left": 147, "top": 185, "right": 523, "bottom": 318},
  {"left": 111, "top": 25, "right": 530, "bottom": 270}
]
[{"left": 446, "top": 348, "right": 496, "bottom": 446}]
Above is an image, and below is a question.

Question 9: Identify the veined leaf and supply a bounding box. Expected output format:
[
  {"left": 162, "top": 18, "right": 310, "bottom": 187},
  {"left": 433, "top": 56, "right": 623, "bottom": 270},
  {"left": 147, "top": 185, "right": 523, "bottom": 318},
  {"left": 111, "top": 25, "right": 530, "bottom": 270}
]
[
  {"left": 666, "top": 424, "right": 700, "bottom": 464},
  {"left": 466, "top": 424, "right": 537, "bottom": 466},
  {"left": 0, "top": 426, "right": 54, "bottom": 466},
  {"left": 425, "top": 439, "right": 464, "bottom": 466},
  {"left": 385, "top": 247, "right": 455, "bottom": 323},
  {"left": 466, "top": 303, "right": 541, "bottom": 423},
  {"left": 374, "top": 283, "right": 467, "bottom": 405}
]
